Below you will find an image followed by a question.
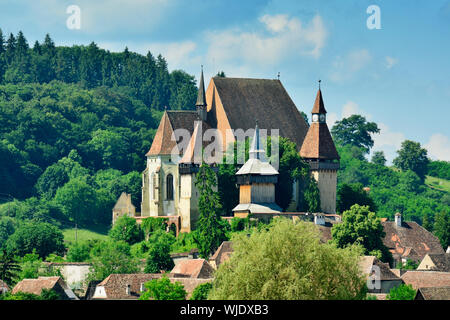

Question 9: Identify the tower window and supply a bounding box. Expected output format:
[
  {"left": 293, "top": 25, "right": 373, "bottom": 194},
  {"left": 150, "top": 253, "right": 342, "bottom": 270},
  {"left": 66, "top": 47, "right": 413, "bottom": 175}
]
[{"left": 166, "top": 174, "right": 174, "bottom": 200}]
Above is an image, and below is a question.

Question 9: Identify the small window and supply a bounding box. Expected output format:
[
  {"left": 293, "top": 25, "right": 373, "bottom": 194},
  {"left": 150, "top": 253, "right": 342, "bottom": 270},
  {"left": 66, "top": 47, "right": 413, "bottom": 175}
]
[{"left": 166, "top": 174, "right": 174, "bottom": 200}]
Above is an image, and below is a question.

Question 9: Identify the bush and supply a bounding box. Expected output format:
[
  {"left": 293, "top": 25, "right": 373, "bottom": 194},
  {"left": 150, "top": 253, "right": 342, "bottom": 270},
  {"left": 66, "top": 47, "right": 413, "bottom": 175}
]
[
  {"left": 190, "top": 282, "right": 212, "bottom": 300},
  {"left": 109, "top": 215, "right": 144, "bottom": 245},
  {"left": 387, "top": 284, "right": 416, "bottom": 300},
  {"left": 139, "top": 276, "right": 186, "bottom": 300}
]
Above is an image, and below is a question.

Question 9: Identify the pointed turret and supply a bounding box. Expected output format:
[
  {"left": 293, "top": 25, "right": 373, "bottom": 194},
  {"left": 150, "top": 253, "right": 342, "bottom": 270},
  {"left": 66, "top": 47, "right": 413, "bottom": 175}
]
[
  {"left": 249, "top": 121, "right": 266, "bottom": 161},
  {"left": 300, "top": 87, "right": 339, "bottom": 160},
  {"left": 299, "top": 83, "right": 340, "bottom": 214},
  {"left": 196, "top": 66, "right": 207, "bottom": 121}
]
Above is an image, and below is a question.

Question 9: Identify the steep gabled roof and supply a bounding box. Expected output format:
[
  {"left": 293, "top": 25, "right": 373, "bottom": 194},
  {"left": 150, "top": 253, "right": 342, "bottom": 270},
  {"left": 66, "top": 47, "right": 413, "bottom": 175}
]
[
  {"left": 427, "top": 253, "right": 450, "bottom": 272},
  {"left": 170, "top": 259, "right": 215, "bottom": 279},
  {"left": 211, "top": 77, "right": 309, "bottom": 151},
  {"left": 146, "top": 111, "right": 199, "bottom": 156},
  {"left": 382, "top": 221, "right": 445, "bottom": 262},
  {"left": 210, "top": 241, "right": 233, "bottom": 268}
]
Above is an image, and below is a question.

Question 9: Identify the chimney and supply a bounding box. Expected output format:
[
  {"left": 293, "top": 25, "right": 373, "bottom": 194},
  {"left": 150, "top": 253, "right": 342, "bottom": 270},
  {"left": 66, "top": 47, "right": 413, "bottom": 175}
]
[
  {"left": 126, "top": 284, "right": 131, "bottom": 295},
  {"left": 395, "top": 213, "right": 402, "bottom": 227}
]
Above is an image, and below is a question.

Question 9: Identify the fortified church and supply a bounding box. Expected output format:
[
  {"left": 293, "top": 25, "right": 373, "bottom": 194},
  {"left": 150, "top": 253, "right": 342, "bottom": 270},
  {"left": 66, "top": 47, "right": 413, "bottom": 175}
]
[{"left": 113, "top": 69, "right": 340, "bottom": 233}]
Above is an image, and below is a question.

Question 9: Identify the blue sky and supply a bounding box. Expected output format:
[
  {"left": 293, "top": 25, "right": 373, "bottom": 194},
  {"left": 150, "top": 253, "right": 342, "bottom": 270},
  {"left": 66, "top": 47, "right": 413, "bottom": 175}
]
[{"left": 1, "top": 0, "right": 449, "bottom": 163}]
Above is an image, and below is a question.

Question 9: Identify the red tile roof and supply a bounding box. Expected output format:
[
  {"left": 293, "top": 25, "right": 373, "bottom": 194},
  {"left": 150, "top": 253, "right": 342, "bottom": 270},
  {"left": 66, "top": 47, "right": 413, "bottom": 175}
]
[
  {"left": 170, "top": 259, "right": 215, "bottom": 279},
  {"left": 382, "top": 221, "right": 445, "bottom": 262},
  {"left": 401, "top": 271, "right": 450, "bottom": 290}
]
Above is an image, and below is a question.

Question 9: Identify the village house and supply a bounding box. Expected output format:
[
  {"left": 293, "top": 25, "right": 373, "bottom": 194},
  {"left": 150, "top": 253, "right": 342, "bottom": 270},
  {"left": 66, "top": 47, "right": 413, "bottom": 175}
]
[
  {"left": 170, "top": 259, "right": 215, "bottom": 279},
  {"left": 414, "top": 287, "right": 450, "bottom": 300},
  {"left": 417, "top": 253, "right": 450, "bottom": 272},
  {"left": 12, "top": 276, "right": 78, "bottom": 300},
  {"left": 382, "top": 213, "right": 444, "bottom": 266},
  {"left": 359, "top": 256, "right": 403, "bottom": 294},
  {"left": 42, "top": 262, "right": 92, "bottom": 296},
  {"left": 401, "top": 271, "right": 450, "bottom": 290},
  {"left": 90, "top": 273, "right": 211, "bottom": 300}
]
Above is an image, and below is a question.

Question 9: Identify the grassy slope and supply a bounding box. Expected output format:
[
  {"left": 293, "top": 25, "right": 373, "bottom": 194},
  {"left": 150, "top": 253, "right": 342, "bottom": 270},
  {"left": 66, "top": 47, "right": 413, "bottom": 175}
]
[
  {"left": 62, "top": 225, "right": 110, "bottom": 243},
  {"left": 425, "top": 176, "right": 450, "bottom": 193}
]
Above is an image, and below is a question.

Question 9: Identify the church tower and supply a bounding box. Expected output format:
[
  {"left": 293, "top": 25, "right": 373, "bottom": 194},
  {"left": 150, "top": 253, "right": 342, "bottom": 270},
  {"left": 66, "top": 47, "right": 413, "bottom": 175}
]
[
  {"left": 196, "top": 66, "right": 207, "bottom": 122},
  {"left": 233, "top": 122, "right": 282, "bottom": 217},
  {"left": 300, "top": 83, "right": 340, "bottom": 214}
]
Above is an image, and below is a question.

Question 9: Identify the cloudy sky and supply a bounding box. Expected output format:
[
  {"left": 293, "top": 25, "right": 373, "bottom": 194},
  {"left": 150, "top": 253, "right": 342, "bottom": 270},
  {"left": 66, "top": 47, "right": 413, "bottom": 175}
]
[{"left": 1, "top": 0, "right": 449, "bottom": 163}]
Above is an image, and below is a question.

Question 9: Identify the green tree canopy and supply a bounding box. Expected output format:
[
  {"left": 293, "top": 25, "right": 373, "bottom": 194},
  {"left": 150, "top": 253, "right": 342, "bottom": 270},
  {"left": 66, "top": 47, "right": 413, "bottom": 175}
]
[
  {"left": 434, "top": 211, "right": 450, "bottom": 249},
  {"left": 109, "top": 215, "right": 144, "bottom": 245},
  {"left": 209, "top": 218, "right": 367, "bottom": 300},
  {"left": 386, "top": 284, "right": 416, "bottom": 300},
  {"left": 139, "top": 276, "right": 187, "bottom": 300},
  {"left": 371, "top": 151, "right": 386, "bottom": 166},
  {"left": 5, "top": 222, "right": 65, "bottom": 258},
  {"left": 331, "top": 204, "right": 392, "bottom": 264},
  {"left": 336, "top": 183, "right": 376, "bottom": 213},
  {"left": 393, "top": 140, "right": 430, "bottom": 181},
  {"left": 331, "top": 115, "right": 380, "bottom": 153}
]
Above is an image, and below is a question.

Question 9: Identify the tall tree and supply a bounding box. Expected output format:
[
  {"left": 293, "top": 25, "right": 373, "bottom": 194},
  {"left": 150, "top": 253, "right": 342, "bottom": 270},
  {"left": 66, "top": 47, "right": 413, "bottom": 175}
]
[
  {"left": 393, "top": 140, "right": 430, "bottom": 181},
  {"left": 331, "top": 115, "right": 380, "bottom": 153},
  {"left": 371, "top": 151, "right": 386, "bottom": 166},
  {"left": 331, "top": 204, "right": 392, "bottom": 264},
  {"left": 0, "top": 249, "right": 21, "bottom": 286},
  {"left": 194, "top": 163, "right": 228, "bottom": 259},
  {"left": 434, "top": 211, "right": 450, "bottom": 249},
  {"left": 209, "top": 218, "right": 367, "bottom": 300}
]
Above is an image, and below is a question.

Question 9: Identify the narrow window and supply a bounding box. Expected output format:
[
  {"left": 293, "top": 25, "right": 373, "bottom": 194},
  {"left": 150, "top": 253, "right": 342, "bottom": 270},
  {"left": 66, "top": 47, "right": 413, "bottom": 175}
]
[{"left": 166, "top": 174, "right": 174, "bottom": 200}]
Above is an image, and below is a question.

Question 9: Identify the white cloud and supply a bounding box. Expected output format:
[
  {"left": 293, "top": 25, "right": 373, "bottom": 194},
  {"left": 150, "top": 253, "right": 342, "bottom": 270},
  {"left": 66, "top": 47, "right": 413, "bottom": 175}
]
[
  {"left": 205, "top": 14, "right": 328, "bottom": 68},
  {"left": 385, "top": 56, "right": 398, "bottom": 69},
  {"left": 329, "top": 49, "right": 372, "bottom": 83},
  {"left": 425, "top": 134, "right": 450, "bottom": 161}
]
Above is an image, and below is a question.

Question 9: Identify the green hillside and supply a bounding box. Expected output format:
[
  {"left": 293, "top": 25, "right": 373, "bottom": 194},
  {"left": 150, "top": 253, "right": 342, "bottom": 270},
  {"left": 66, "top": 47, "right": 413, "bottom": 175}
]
[{"left": 426, "top": 176, "right": 450, "bottom": 193}]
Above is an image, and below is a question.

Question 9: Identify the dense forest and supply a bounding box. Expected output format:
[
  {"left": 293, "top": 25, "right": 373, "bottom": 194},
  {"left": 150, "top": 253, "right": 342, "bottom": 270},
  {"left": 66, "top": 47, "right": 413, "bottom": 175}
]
[{"left": 0, "top": 30, "right": 197, "bottom": 233}]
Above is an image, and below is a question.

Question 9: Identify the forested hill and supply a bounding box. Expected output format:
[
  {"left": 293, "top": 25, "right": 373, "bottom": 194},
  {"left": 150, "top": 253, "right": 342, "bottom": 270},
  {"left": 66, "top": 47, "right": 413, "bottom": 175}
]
[{"left": 0, "top": 30, "right": 198, "bottom": 201}]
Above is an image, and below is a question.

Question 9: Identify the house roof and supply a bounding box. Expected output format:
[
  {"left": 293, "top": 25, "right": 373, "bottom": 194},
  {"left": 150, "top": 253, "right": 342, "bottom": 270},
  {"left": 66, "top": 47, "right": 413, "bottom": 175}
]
[
  {"left": 359, "top": 256, "right": 401, "bottom": 281},
  {"left": 170, "top": 259, "right": 215, "bottom": 279},
  {"left": 12, "top": 276, "right": 77, "bottom": 299},
  {"left": 113, "top": 192, "right": 135, "bottom": 210},
  {"left": 232, "top": 202, "right": 282, "bottom": 214},
  {"left": 212, "top": 77, "right": 309, "bottom": 151},
  {"left": 210, "top": 241, "right": 234, "bottom": 268},
  {"left": 416, "top": 286, "right": 450, "bottom": 300},
  {"left": 382, "top": 221, "right": 445, "bottom": 262},
  {"left": 179, "top": 120, "right": 212, "bottom": 163},
  {"left": 94, "top": 273, "right": 212, "bottom": 300},
  {"left": 97, "top": 273, "right": 163, "bottom": 300},
  {"left": 401, "top": 271, "right": 450, "bottom": 290},
  {"left": 426, "top": 253, "right": 450, "bottom": 272}
]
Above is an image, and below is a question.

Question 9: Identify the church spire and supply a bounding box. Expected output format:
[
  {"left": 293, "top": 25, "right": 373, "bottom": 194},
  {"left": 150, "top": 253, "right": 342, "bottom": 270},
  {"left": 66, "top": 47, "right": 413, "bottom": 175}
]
[
  {"left": 196, "top": 66, "right": 207, "bottom": 121},
  {"left": 249, "top": 120, "right": 266, "bottom": 161},
  {"left": 312, "top": 86, "right": 327, "bottom": 115}
]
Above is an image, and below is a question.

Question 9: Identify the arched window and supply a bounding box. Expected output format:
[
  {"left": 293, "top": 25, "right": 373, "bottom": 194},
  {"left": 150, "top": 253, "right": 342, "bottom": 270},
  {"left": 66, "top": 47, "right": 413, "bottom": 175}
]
[{"left": 166, "top": 174, "right": 174, "bottom": 200}]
